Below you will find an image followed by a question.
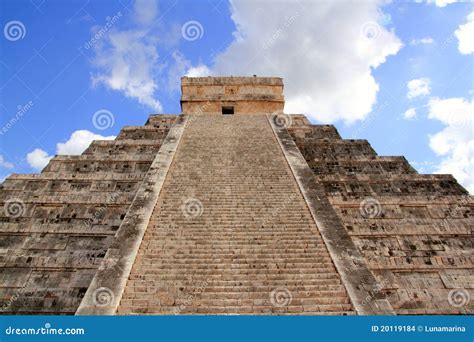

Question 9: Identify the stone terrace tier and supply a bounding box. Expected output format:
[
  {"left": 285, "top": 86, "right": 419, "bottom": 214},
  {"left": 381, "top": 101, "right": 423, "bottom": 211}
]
[
  {"left": 0, "top": 115, "right": 177, "bottom": 314},
  {"left": 287, "top": 114, "right": 473, "bottom": 315}
]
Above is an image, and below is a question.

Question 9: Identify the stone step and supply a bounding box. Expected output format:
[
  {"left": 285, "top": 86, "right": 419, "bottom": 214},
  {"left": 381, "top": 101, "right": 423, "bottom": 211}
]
[{"left": 116, "top": 126, "right": 170, "bottom": 140}]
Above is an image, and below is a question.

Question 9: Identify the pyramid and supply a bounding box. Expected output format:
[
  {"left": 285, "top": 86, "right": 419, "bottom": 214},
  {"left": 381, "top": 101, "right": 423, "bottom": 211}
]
[{"left": 1, "top": 77, "right": 472, "bottom": 315}]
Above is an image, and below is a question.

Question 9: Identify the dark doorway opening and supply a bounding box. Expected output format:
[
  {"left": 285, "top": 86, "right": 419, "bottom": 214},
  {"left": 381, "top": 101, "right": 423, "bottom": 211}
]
[{"left": 222, "top": 106, "right": 234, "bottom": 115}]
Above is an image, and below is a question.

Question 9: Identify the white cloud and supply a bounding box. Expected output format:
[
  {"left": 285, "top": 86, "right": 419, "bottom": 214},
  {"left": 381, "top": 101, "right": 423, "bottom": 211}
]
[
  {"left": 164, "top": 51, "right": 208, "bottom": 93},
  {"left": 455, "top": 11, "right": 474, "bottom": 55},
  {"left": 403, "top": 107, "right": 417, "bottom": 119},
  {"left": 410, "top": 37, "right": 434, "bottom": 45},
  {"left": 407, "top": 78, "right": 431, "bottom": 99},
  {"left": 92, "top": 29, "right": 162, "bottom": 111},
  {"left": 186, "top": 65, "right": 211, "bottom": 77},
  {"left": 133, "top": 0, "right": 158, "bottom": 26},
  {"left": 27, "top": 149, "right": 52, "bottom": 171},
  {"left": 427, "top": 0, "right": 458, "bottom": 7},
  {"left": 90, "top": 0, "right": 204, "bottom": 111},
  {"left": 208, "top": 0, "right": 402, "bottom": 123},
  {"left": 27, "top": 130, "right": 115, "bottom": 171},
  {"left": 56, "top": 130, "right": 115, "bottom": 155},
  {"left": 0, "top": 155, "right": 14, "bottom": 169},
  {"left": 91, "top": 0, "right": 162, "bottom": 112},
  {"left": 428, "top": 97, "right": 474, "bottom": 193}
]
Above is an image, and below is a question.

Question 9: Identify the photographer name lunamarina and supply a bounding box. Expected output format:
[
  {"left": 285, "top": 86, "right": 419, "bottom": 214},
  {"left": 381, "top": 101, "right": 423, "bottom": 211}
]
[{"left": 423, "top": 325, "right": 466, "bottom": 333}]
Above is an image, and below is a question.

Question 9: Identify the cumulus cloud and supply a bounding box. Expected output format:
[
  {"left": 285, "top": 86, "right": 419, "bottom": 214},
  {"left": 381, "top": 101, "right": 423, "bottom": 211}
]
[
  {"left": 57, "top": 130, "right": 115, "bottom": 155},
  {"left": 428, "top": 97, "right": 474, "bottom": 193},
  {"left": 455, "top": 11, "right": 474, "bottom": 55},
  {"left": 208, "top": 0, "right": 402, "bottom": 123},
  {"left": 26, "top": 130, "right": 115, "bottom": 171},
  {"left": 403, "top": 107, "right": 417, "bottom": 120},
  {"left": 27, "top": 149, "right": 53, "bottom": 171},
  {"left": 186, "top": 65, "right": 211, "bottom": 77},
  {"left": 92, "top": 29, "right": 163, "bottom": 111},
  {"left": 91, "top": 0, "right": 163, "bottom": 112},
  {"left": 425, "top": 0, "right": 458, "bottom": 7},
  {"left": 410, "top": 37, "right": 434, "bottom": 45},
  {"left": 407, "top": 78, "right": 431, "bottom": 99},
  {"left": 90, "top": 0, "right": 205, "bottom": 111},
  {"left": 164, "top": 51, "right": 211, "bottom": 93},
  {"left": 0, "top": 155, "right": 14, "bottom": 169}
]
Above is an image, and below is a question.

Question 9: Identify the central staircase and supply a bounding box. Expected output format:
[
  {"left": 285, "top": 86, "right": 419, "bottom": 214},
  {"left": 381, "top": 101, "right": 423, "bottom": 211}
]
[{"left": 117, "top": 114, "right": 353, "bottom": 315}]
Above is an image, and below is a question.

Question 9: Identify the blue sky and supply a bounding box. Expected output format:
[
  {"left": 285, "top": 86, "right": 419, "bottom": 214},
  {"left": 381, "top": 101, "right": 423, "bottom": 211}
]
[{"left": 0, "top": 0, "right": 473, "bottom": 192}]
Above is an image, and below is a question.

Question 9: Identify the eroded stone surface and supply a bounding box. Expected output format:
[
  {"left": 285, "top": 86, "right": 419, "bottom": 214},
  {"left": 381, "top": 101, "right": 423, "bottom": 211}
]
[
  {"left": 287, "top": 114, "right": 473, "bottom": 315},
  {"left": 0, "top": 115, "right": 177, "bottom": 314}
]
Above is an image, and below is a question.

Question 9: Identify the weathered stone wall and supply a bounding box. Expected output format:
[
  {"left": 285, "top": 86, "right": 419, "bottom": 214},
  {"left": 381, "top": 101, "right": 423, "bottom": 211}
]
[
  {"left": 0, "top": 115, "right": 176, "bottom": 314},
  {"left": 288, "top": 115, "right": 473, "bottom": 314}
]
